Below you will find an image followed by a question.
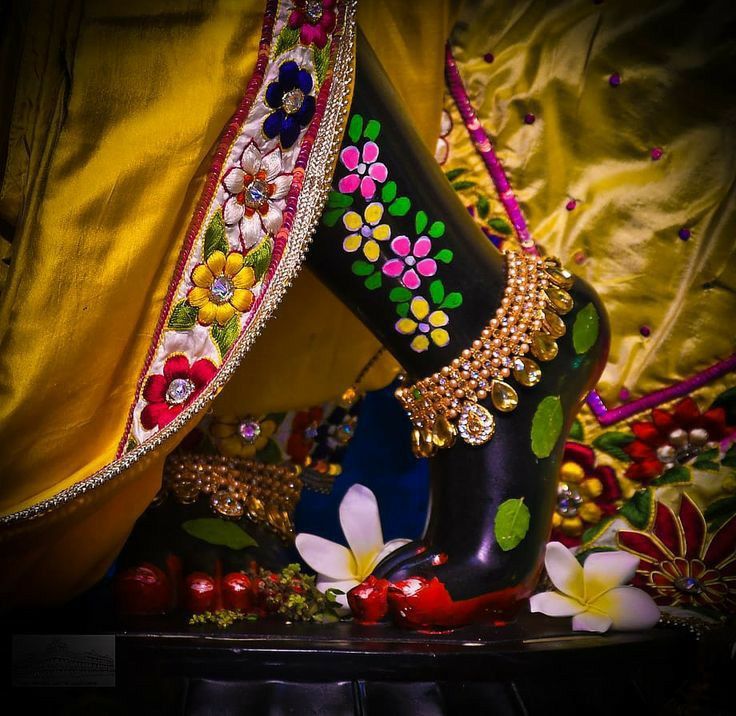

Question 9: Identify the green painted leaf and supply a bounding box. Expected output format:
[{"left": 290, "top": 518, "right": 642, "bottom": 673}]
[
  {"left": 488, "top": 218, "right": 512, "bottom": 235},
  {"left": 428, "top": 220, "right": 446, "bottom": 238},
  {"left": 619, "top": 489, "right": 653, "bottom": 529},
  {"left": 592, "top": 431, "right": 635, "bottom": 462},
  {"left": 440, "top": 292, "right": 463, "bottom": 309},
  {"left": 256, "top": 438, "right": 283, "bottom": 465},
  {"left": 704, "top": 495, "right": 736, "bottom": 530},
  {"left": 569, "top": 419, "right": 584, "bottom": 441},
  {"left": 182, "top": 518, "right": 258, "bottom": 550},
  {"left": 531, "top": 396, "right": 563, "bottom": 459},
  {"left": 381, "top": 181, "right": 397, "bottom": 203},
  {"left": 322, "top": 207, "right": 344, "bottom": 227},
  {"left": 722, "top": 443, "right": 736, "bottom": 468},
  {"left": 168, "top": 300, "right": 198, "bottom": 330},
  {"left": 273, "top": 24, "right": 300, "bottom": 57},
  {"left": 204, "top": 210, "right": 228, "bottom": 259},
  {"left": 352, "top": 260, "right": 374, "bottom": 277},
  {"left": 451, "top": 180, "right": 476, "bottom": 191},
  {"left": 415, "top": 210, "right": 428, "bottom": 234},
  {"left": 494, "top": 498, "right": 531, "bottom": 552},
  {"left": 326, "top": 190, "right": 353, "bottom": 208},
  {"left": 573, "top": 303, "right": 600, "bottom": 355},
  {"left": 243, "top": 236, "right": 273, "bottom": 281},
  {"left": 711, "top": 386, "right": 736, "bottom": 426},
  {"left": 396, "top": 302, "right": 410, "bottom": 318},
  {"left": 693, "top": 447, "right": 720, "bottom": 470},
  {"left": 364, "top": 272, "right": 382, "bottom": 290},
  {"left": 389, "top": 286, "right": 412, "bottom": 303},
  {"left": 313, "top": 41, "right": 331, "bottom": 85},
  {"left": 477, "top": 195, "right": 490, "bottom": 219},
  {"left": 348, "top": 114, "right": 363, "bottom": 143},
  {"left": 388, "top": 196, "right": 411, "bottom": 216},
  {"left": 651, "top": 465, "right": 692, "bottom": 486},
  {"left": 581, "top": 516, "right": 614, "bottom": 545},
  {"left": 434, "top": 248, "right": 454, "bottom": 264},
  {"left": 363, "top": 119, "right": 381, "bottom": 141},
  {"left": 445, "top": 168, "right": 467, "bottom": 181},
  {"left": 429, "top": 279, "right": 445, "bottom": 305},
  {"left": 211, "top": 314, "right": 240, "bottom": 359}
]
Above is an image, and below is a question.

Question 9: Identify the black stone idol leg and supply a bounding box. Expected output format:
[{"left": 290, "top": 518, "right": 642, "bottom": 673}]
[{"left": 307, "top": 32, "right": 610, "bottom": 628}]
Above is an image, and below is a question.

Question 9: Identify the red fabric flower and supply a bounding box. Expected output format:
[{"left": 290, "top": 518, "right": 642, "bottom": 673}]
[
  {"left": 623, "top": 398, "right": 731, "bottom": 483},
  {"left": 288, "top": 0, "right": 337, "bottom": 49},
  {"left": 617, "top": 494, "right": 736, "bottom": 613},
  {"left": 287, "top": 406, "right": 323, "bottom": 463},
  {"left": 141, "top": 355, "right": 217, "bottom": 430}
]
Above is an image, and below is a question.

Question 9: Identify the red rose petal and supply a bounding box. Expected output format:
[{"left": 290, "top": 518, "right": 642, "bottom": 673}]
[
  {"left": 163, "top": 354, "right": 191, "bottom": 382},
  {"left": 143, "top": 374, "right": 168, "bottom": 403},
  {"left": 141, "top": 402, "right": 172, "bottom": 431},
  {"left": 190, "top": 358, "right": 217, "bottom": 387}
]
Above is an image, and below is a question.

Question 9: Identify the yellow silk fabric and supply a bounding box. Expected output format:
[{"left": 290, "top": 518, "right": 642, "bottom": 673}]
[
  {"left": 449, "top": 0, "right": 736, "bottom": 404},
  {"left": 0, "top": 1, "right": 452, "bottom": 604}
]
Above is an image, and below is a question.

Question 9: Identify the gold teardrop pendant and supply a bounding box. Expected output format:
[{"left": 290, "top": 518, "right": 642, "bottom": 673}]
[
  {"left": 531, "top": 332, "right": 559, "bottom": 361},
  {"left": 432, "top": 415, "right": 457, "bottom": 449},
  {"left": 491, "top": 380, "right": 519, "bottom": 412},
  {"left": 545, "top": 265, "right": 574, "bottom": 289},
  {"left": 512, "top": 356, "right": 542, "bottom": 387},
  {"left": 414, "top": 426, "right": 437, "bottom": 458},
  {"left": 545, "top": 285, "right": 574, "bottom": 314},
  {"left": 542, "top": 309, "right": 566, "bottom": 338}
]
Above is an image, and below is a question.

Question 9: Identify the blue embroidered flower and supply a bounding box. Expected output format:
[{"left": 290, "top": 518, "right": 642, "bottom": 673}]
[{"left": 263, "top": 61, "right": 316, "bottom": 149}]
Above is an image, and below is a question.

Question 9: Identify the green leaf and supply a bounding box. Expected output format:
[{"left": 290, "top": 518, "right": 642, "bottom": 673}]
[
  {"left": 256, "top": 438, "right": 283, "bottom": 465},
  {"left": 388, "top": 196, "right": 411, "bottom": 216},
  {"left": 477, "top": 195, "right": 490, "bottom": 219},
  {"left": 445, "top": 168, "right": 467, "bottom": 181},
  {"left": 429, "top": 279, "right": 445, "bottom": 305},
  {"left": 711, "top": 386, "right": 736, "bottom": 426},
  {"left": 313, "top": 41, "right": 331, "bottom": 86},
  {"left": 182, "top": 518, "right": 258, "bottom": 550},
  {"left": 352, "top": 260, "right": 374, "bottom": 277},
  {"left": 451, "top": 180, "right": 476, "bottom": 191},
  {"left": 722, "top": 443, "right": 736, "bottom": 468},
  {"left": 211, "top": 314, "right": 240, "bottom": 359},
  {"left": 168, "top": 300, "right": 198, "bottom": 330},
  {"left": 434, "top": 248, "right": 454, "bottom": 264},
  {"left": 573, "top": 303, "right": 600, "bottom": 355},
  {"left": 274, "top": 25, "right": 300, "bottom": 56},
  {"left": 428, "top": 220, "right": 446, "bottom": 238},
  {"left": 493, "top": 498, "right": 531, "bottom": 552},
  {"left": 531, "top": 396, "right": 563, "bottom": 459},
  {"left": 389, "top": 286, "right": 412, "bottom": 303},
  {"left": 488, "top": 218, "right": 512, "bottom": 235},
  {"left": 592, "top": 431, "right": 635, "bottom": 462},
  {"left": 348, "top": 114, "right": 363, "bottom": 143},
  {"left": 415, "top": 210, "right": 428, "bottom": 234},
  {"left": 569, "top": 418, "right": 584, "bottom": 441},
  {"left": 381, "top": 181, "right": 397, "bottom": 203},
  {"left": 396, "top": 302, "right": 410, "bottom": 318},
  {"left": 364, "top": 272, "right": 382, "bottom": 290},
  {"left": 440, "top": 292, "right": 463, "bottom": 309},
  {"left": 619, "top": 489, "right": 653, "bottom": 529},
  {"left": 693, "top": 447, "right": 720, "bottom": 469},
  {"left": 243, "top": 236, "right": 273, "bottom": 281},
  {"left": 125, "top": 436, "right": 138, "bottom": 454},
  {"left": 322, "top": 207, "right": 345, "bottom": 227},
  {"left": 704, "top": 495, "right": 736, "bottom": 530},
  {"left": 203, "top": 210, "right": 228, "bottom": 259},
  {"left": 326, "top": 190, "right": 353, "bottom": 208},
  {"left": 651, "top": 465, "right": 692, "bottom": 486},
  {"left": 363, "top": 118, "right": 381, "bottom": 141}
]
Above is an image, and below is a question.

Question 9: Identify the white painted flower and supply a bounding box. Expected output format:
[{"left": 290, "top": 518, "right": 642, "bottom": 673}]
[
  {"left": 295, "top": 484, "right": 410, "bottom": 609},
  {"left": 222, "top": 141, "right": 292, "bottom": 249},
  {"left": 529, "top": 542, "right": 660, "bottom": 633}
]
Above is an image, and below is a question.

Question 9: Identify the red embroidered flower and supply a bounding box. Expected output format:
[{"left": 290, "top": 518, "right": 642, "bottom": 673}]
[
  {"left": 141, "top": 355, "right": 217, "bottom": 430},
  {"left": 287, "top": 406, "right": 324, "bottom": 463},
  {"left": 623, "top": 398, "right": 731, "bottom": 483},
  {"left": 551, "top": 442, "right": 622, "bottom": 547},
  {"left": 617, "top": 494, "right": 736, "bottom": 613},
  {"left": 288, "top": 0, "right": 336, "bottom": 49}
]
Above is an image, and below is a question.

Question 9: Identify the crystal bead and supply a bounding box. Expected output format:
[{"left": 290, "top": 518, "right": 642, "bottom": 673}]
[
  {"left": 531, "top": 332, "right": 559, "bottom": 361},
  {"left": 542, "top": 309, "right": 566, "bottom": 338},
  {"left": 431, "top": 415, "right": 457, "bottom": 449},
  {"left": 545, "top": 286, "right": 573, "bottom": 314},
  {"left": 512, "top": 357, "right": 542, "bottom": 387},
  {"left": 244, "top": 178, "right": 269, "bottom": 209},
  {"left": 282, "top": 88, "right": 305, "bottom": 115},
  {"left": 689, "top": 428, "right": 708, "bottom": 446},
  {"left": 210, "top": 276, "right": 234, "bottom": 304},
  {"left": 491, "top": 380, "right": 518, "bottom": 412},
  {"left": 457, "top": 402, "right": 495, "bottom": 446},
  {"left": 556, "top": 482, "right": 583, "bottom": 517},
  {"left": 210, "top": 491, "right": 244, "bottom": 518},
  {"left": 238, "top": 418, "right": 261, "bottom": 444},
  {"left": 165, "top": 378, "right": 195, "bottom": 405},
  {"left": 668, "top": 428, "right": 688, "bottom": 447},
  {"left": 544, "top": 265, "right": 574, "bottom": 289},
  {"left": 656, "top": 444, "right": 676, "bottom": 463},
  {"left": 674, "top": 576, "right": 702, "bottom": 595},
  {"left": 305, "top": 0, "right": 323, "bottom": 22}
]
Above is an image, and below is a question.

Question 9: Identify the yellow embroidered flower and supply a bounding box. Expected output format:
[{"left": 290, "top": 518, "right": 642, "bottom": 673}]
[
  {"left": 187, "top": 250, "right": 256, "bottom": 326},
  {"left": 342, "top": 202, "right": 391, "bottom": 262},
  {"left": 395, "top": 296, "right": 450, "bottom": 352},
  {"left": 210, "top": 414, "right": 278, "bottom": 458}
]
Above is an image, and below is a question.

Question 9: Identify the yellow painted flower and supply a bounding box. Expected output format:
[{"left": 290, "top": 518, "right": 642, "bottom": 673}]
[
  {"left": 187, "top": 250, "right": 256, "bottom": 326},
  {"left": 342, "top": 201, "right": 391, "bottom": 262},
  {"left": 210, "top": 414, "right": 278, "bottom": 458},
  {"left": 395, "top": 296, "right": 450, "bottom": 352}
]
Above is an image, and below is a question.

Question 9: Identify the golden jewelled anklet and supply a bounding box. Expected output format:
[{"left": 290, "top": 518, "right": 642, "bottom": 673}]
[{"left": 395, "top": 250, "right": 575, "bottom": 457}]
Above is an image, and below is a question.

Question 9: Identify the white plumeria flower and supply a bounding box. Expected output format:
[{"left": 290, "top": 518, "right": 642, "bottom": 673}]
[
  {"left": 295, "top": 484, "right": 410, "bottom": 609},
  {"left": 222, "top": 141, "right": 292, "bottom": 249},
  {"left": 530, "top": 542, "right": 660, "bottom": 633}
]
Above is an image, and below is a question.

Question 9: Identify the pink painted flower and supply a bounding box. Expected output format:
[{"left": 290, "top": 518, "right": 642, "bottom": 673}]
[
  {"left": 382, "top": 235, "right": 437, "bottom": 290},
  {"left": 288, "top": 0, "right": 337, "bottom": 50},
  {"left": 338, "top": 142, "right": 388, "bottom": 200}
]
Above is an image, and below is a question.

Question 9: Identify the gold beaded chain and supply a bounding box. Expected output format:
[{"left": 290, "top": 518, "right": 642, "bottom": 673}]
[{"left": 395, "top": 250, "right": 575, "bottom": 457}]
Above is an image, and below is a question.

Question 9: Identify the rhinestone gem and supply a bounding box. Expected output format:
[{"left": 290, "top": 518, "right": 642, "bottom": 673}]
[
  {"left": 556, "top": 482, "right": 583, "bottom": 517},
  {"left": 411, "top": 427, "right": 437, "bottom": 458},
  {"left": 244, "top": 178, "right": 269, "bottom": 208},
  {"left": 512, "top": 357, "right": 542, "bottom": 387},
  {"left": 431, "top": 415, "right": 457, "bottom": 449},
  {"left": 491, "top": 380, "right": 518, "bottom": 412},
  {"left": 531, "top": 332, "right": 559, "bottom": 361},
  {"left": 210, "top": 491, "right": 244, "bottom": 519},
  {"left": 238, "top": 418, "right": 262, "bottom": 444},
  {"left": 165, "top": 378, "right": 195, "bottom": 405},
  {"left": 305, "top": 0, "right": 323, "bottom": 22},
  {"left": 545, "top": 286, "right": 573, "bottom": 314},
  {"left": 545, "top": 265, "right": 574, "bottom": 289},
  {"left": 282, "top": 88, "right": 305, "bottom": 115},
  {"left": 673, "top": 576, "right": 702, "bottom": 595},
  {"left": 542, "top": 309, "right": 566, "bottom": 338},
  {"left": 210, "top": 276, "right": 234, "bottom": 304},
  {"left": 457, "top": 402, "right": 496, "bottom": 446}
]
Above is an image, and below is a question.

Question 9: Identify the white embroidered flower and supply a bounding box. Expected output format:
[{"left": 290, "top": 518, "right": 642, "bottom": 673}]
[
  {"left": 295, "top": 484, "right": 410, "bottom": 609},
  {"left": 222, "top": 141, "right": 292, "bottom": 249},
  {"left": 529, "top": 542, "right": 660, "bottom": 633}
]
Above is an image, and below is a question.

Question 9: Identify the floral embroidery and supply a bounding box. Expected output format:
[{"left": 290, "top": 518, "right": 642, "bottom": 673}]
[
  {"left": 288, "top": 0, "right": 336, "bottom": 49},
  {"left": 337, "top": 141, "right": 388, "bottom": 200},
  {"left": 210, "top": 414, "right": 280, "bottom": 459},
  {"left": 222, "top": 142, "right": 292, "bottom": 249},
  {"left": 617, "top": 493, "right": 736, "bottom": 612},
  {"left": 141, "top": 355, "right": 216, "bottom": 430},
  {"left": 187, "top": 251, "right": 256, "bottom": 327},
  {"left": 342, "top": 202, "right": 391, "bottom": 262},
  {"left": 395, "top": 296, "right": 450, "bottom": 353},
  {"left": 382, "top": 235, "right": 437, "bottom": 289},
  {"left": 263, "top": 61, "right": 316, "bottom": 149}
]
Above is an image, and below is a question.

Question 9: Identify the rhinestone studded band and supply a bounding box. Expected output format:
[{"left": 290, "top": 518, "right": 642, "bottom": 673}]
[{"left": 395, "top": 250, "right": 575, "bottom": 457}]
